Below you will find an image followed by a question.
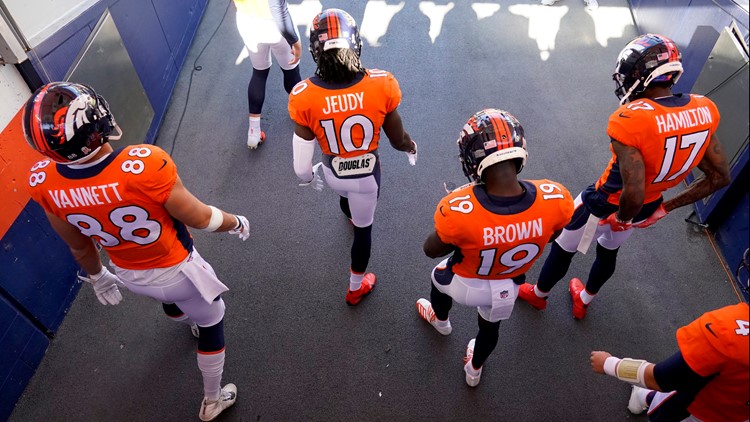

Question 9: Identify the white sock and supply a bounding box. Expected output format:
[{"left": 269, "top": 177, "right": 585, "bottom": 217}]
[
  {"left": 533, "top": 285, "right": 549, "bottom": 298},
  {"left": 349, "top": 272, "right": 364, "bottom": 292},
  {"left": 580, "top": 290, "right": 595, "bottom": 305},
  {"left": 197, "top": 350, "right": 225, "bottom": 401},
  {"left": 434, "top": 318, "right": 450, "bottom": 328},
  {"left": 465, "top": 360, "right": 481, "bottom": 374},
  {"left": 168, "top": 313, "right": 195, "bottom": 327},
  {"left": 248, "top": 116, "right": 261, "bottom": 138}
]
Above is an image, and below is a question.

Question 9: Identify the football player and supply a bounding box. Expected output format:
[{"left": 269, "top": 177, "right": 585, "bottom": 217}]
[
  {"left": 590, "top": 302, "right": 749, "bottom": 421},
  {"left": 234, "top": 0, "right": 302, "bottom": 148},
  {"left": 288, "top": 9, "right": 417, "bottom": 306},
  {"left": 416, "top": 109, "right": 574, "bottom": 387},
  {"left": 23, "top": 82, "right": 246, "bottom": 421},
  {"left": 518, "top": 34, "right": 731, "bottom": 319}
]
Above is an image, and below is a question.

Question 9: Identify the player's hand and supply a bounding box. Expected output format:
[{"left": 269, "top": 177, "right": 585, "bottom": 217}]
[
  {"left": 229, "top": 215, "right": 250, "bottom": 241},
  {"left": 634, "top": 204, "right": 668, "bottom": 229},
  {"left": 599, "top": 213, "right": 632, "bottom": 232},
  {"left": 590, "top": 351, "right": 612, "bottom": 374},
  {"left": 78, "top": 267, "right": 123, "bottom": 306},
  {"left": 299, "top": 162, "right": 324, "bottom": 192},
  {"left": 406, "top": 141, "right": 418, "bottom": 166},
  {"left": 289, "top": 41, "right": 302, "bottom": 65}
]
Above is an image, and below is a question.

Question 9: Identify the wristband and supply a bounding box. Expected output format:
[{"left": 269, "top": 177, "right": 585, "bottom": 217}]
[
  {"left": 604, "top": 356, "right": 649, "bottom": 388},
  {"left": 202, "top": 206, "right": 223, "bottom": 232}
]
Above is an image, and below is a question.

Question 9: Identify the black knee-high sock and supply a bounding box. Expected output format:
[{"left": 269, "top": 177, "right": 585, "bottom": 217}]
[
  {"left": 339, "top": 196, "right": 352, "bottom": 219},
  {"left": 248, "top": 67, "right": 270, "bottom": 114},
  {"left": 536, "top": 242, "right": 577, "bottom": 292},
  {"left": 430, "top": 284, "right": 452, "bottom": 321},
  {"left": 282, "top": 66, "right": 301, "bottom": 93},
  {"left": 472, "top": 315, "right": 501, "bottom": 369},
  {"left": 585, "top": 243, "right": 619, "bottom": 294},
  {"left": 351, "top": 225, "right": 372, "bottom": 274}
]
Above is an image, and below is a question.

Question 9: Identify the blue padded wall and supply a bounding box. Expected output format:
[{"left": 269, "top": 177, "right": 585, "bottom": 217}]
[
  {"left": 0, "top": 295, "right": 50, "bottom": 421},
  {"left": 0, "top": 201, "right": 81, "bottom": 334}
]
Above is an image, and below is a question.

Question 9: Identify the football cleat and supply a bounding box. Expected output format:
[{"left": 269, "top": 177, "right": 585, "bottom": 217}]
[
  {"left": 457, "top": 109, "right": 528, "bottom": 183},
  {"left": 247, "top": 131, "right": 266, "bottom": 149},
  {"left": 415, "top": 298, "right": 452, "bottom": 335},
  {"left": 191, "top": 323, "right": 200, "bottom": 339},
  {"left": 627, "top": 386, "right": 650, "bottom": 415},
  {"left": 569, "top": 278, "right": 589, "bottom": 320},
  {"left": 463, "top": 338, "right": 482, "bottom": 387},
  {"left": 345, "top": 273, "right": 376, "bottom": 306},
  {"left": 199, "top": 383, "right": 237, "bottom": 421},
  {"left": 518, "top": 283, "right": 548, "bottom": 310}
]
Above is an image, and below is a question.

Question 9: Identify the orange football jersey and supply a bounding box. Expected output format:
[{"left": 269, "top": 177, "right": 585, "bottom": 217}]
[
  {"left": 288, "top": 69, "right": 401, "bottom": 158},
  {"left": 597, "top": 94, "right": 720, "bottom": 204},
  {"left": 27, "top": 145, "right": 192, "bottom": 270},
  {"left": 676, "top": 302, "right": 749, "bottom": 422},
  {"left": 434, "top": 180, "right": 574, "bottom": 280}
]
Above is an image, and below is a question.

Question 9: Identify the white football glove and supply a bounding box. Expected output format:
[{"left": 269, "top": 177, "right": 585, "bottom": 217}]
[
  {"left": 406, "top": 141, "right": 418, "bottom": 166},
  {"left": 299, "top": 162, "right": 324, "bottom": 192},
  {"left": 78, "top": 267, "right": 123, "bottom": 306},
  {"left": 228, "top": 215, "right": 250, "bottom": 241}
]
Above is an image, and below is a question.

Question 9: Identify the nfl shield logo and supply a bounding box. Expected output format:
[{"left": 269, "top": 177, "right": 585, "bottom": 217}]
[{"left": 500, "top": 290, "right": 509, "bottom": 299}]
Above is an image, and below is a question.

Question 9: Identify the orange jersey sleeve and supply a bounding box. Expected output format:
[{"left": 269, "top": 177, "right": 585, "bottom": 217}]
[
  {"left": 434, "top": 180, "right": 574, "bottom": 280},
  {"left": 676, "top": 302, "right": 749, "bottom": 422},
  {"left": 27, "top": 145, "right": 192, "bottom": 270},
  {"left": 598, "top": 95, "right": 720, "bottom": 204},
  {"left": 288, "top": 69, "right": 402, "bottom": 158}
]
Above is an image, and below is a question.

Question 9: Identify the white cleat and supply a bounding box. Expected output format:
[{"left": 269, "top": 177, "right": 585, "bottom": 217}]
[
  {"left": 584, "top": 0, "right": 599, "bottom": 10},
  {"left": 247, "top": 131, "right": 266, "bottom": 149},
  {"left": 415, "top": 298, "right": 452, "bottom": 335},
  {"left": 463, "top": 338, "right": 482, "bottom": 387},
  {"left": 199, "top": 383, "right": 237, "bottom": 421},
  {"left": 190, "top": 323, "right": 200, "bottom": 339},
  {"left": 627, "top": 385, "right": 650, "bottom": 414}
]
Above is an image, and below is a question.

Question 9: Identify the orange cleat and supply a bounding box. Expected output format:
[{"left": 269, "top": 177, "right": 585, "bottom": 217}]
[
  {"left": 345, "top": 273, "right": 376, "bottom": 306},
  {"left": 518, "top": 283, "right": 548, "bottom": 310},
  {"left": 569, "top": 278, "right": 589, "bottom": 320}
]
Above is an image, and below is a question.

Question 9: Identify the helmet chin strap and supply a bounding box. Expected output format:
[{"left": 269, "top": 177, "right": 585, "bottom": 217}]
[
  {"left": 107, "top": 122, "right": 123, "bottom": 141},
  {"left": 619, "top": 79, "right": 641, "bottom": 105}
]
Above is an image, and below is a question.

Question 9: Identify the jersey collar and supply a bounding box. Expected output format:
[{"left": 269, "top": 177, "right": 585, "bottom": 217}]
[
  {"left": 473, "top": 180, "right": 537, "bottom": 215},
  {"left": 56, "top": 148, "right": 125, "bottom": 180}
]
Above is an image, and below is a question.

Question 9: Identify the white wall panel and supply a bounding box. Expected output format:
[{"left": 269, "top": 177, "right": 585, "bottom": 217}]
[
  {"left": 0, "top": 64, "right": 30, "bottom": 131},
  {"left": 4, "top": 0, "right": 98, "bottom": 47}
]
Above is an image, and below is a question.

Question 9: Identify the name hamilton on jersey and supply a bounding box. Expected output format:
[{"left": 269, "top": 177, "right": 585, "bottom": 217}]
[
  {"left": 321, "top": 92, "right": 364, "bottom": 115},
  {"left": 483, "top": 218, "right": 543, "bottom": 246},
  {"left": 654, "top": 105, "right": 712, "bottom": 134},
  {"left": 48, "top": 183, "right": 123, "bottom": 209}
]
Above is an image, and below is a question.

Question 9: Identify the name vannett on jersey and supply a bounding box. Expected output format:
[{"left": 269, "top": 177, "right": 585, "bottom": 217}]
[
  {"left": 322, "top": 92, "right": 364, "bottom": 114},
  {"left": 654, "top": 106, "right": 712, "bottom": 134},
  {"left": 483, "top": 218, "right": 543, "bottom": 246},
  {"left": 48, "top": 183, "right": 123, "bottom": 209}
]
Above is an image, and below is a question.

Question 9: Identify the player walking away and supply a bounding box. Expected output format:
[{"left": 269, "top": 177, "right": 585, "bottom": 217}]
[
  {"left": 288, "top": 9, "right": 417, "bottom": 306},
  {"left": 234, "top": 0, "right": 302, "bottom": 149},
  {"left": 517, "top": 34, "right": 731, "bottom": 319},
  {"left": 590, "top": 302, "right": 749, "bottom": 421},
  {"left": 23, "top": 82, "right": 247, "bottom": 421},
  {"left": 416, "top": 109, "right": 574, "bottom": 386}
]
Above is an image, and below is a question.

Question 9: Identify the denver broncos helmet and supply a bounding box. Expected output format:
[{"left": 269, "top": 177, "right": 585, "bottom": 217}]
[
  {"left": 22, "top": 82, "right": 121, "bottom": 164},
  {"left": 309, "top": 8, "right": 362, "bottom": 63},
  {"left": 458, "top": 109, "right": 528, "bottom": 183},
  {"left": 613, "top": 34, "right": 683, "bottom": 104}
]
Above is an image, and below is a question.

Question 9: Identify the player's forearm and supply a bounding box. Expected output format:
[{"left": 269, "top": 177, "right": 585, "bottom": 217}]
[
  {"left": 70, "top": 241, "right": 104, "bottom": 275},
  {"left": 389, "top": 131, "right": 415, "bottom": 153},
  {"left": 662, "top": 174, "right": 729, "bottom": 212},
  {"left": 617, "top": 189, "right": 643, "bottom": 221}
]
